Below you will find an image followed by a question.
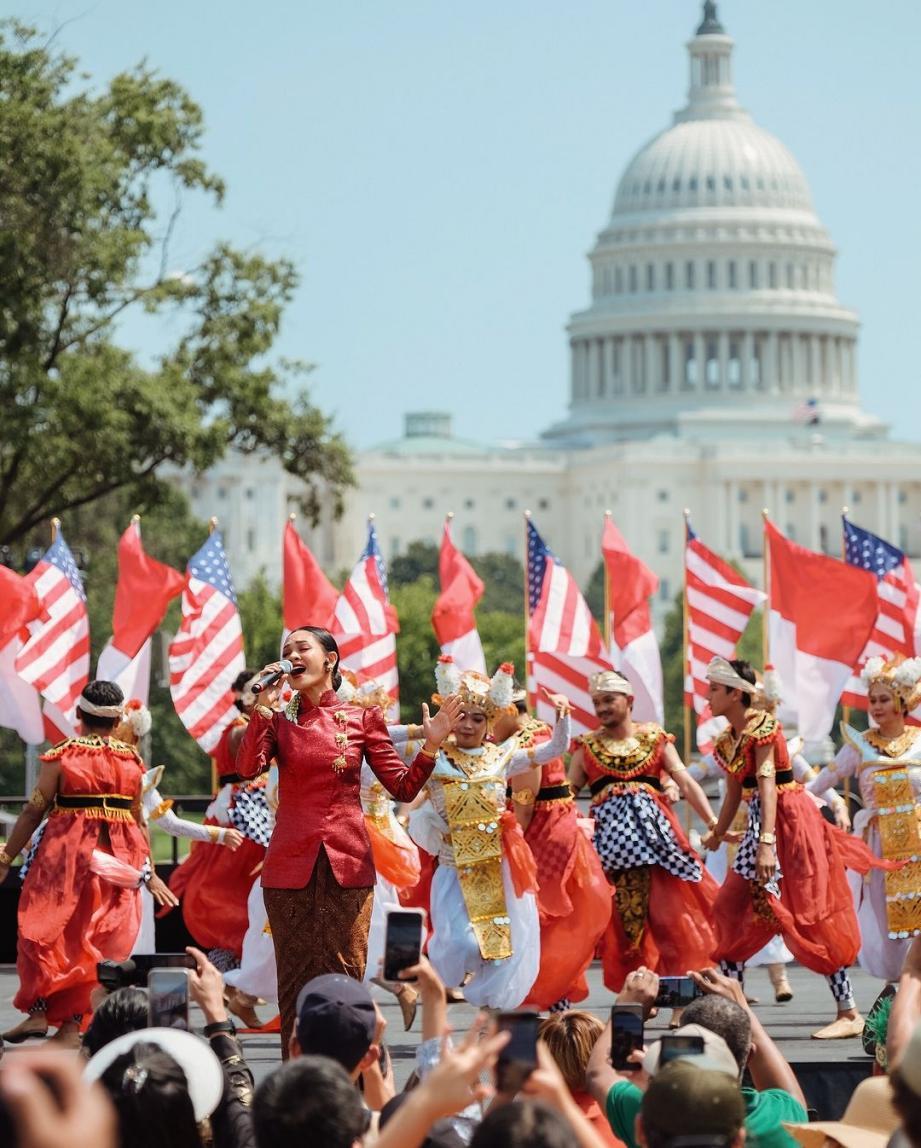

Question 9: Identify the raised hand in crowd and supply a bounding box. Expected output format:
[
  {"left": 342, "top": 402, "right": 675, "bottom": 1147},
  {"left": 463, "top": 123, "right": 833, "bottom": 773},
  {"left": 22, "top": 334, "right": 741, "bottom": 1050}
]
[{"left": 0, "top": 1052, "right": 117, "bottom": 1148}]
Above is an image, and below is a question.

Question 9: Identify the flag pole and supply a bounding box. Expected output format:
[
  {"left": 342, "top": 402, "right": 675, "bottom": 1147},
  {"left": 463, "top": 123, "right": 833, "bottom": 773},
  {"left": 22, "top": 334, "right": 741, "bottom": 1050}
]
[
  {"left": 761, "top": 508, "right": 771, "bottom": 666},
  {"left": 682, "top": 509, "right": 692, "bottom": 770},
  {"left": 208, "top": 516, "right": 218, "bottom": 535},
  {"left": 603, "top": 511, "right": 612, "bottom": 650},
  {"left": 523, "top": 510, "right": 532, "bottom": 712},
  {"left": 840, "top": 506, "right": 852, "bottom": 808},
  {"left": 50, "top": 516, "right": 60, "bottom": 543}
]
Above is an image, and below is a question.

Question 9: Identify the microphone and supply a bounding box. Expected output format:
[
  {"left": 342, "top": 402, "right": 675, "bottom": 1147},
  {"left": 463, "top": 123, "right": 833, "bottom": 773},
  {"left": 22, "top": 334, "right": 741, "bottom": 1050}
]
[{"left": 252, "top": 659, "right": 294, "bottom": 695}]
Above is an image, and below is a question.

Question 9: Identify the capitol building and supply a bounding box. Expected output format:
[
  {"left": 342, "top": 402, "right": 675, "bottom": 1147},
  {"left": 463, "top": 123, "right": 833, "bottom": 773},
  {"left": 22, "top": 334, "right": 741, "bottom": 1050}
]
[{"left": 181, "top": 4, "right": 921, "bottom": 621}]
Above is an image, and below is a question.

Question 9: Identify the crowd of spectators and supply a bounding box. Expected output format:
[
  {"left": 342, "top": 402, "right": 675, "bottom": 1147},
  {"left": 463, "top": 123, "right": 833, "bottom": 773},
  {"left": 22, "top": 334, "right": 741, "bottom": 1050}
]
[{"left": 4, "top": 938, "right": 921, "bottom": 1148}]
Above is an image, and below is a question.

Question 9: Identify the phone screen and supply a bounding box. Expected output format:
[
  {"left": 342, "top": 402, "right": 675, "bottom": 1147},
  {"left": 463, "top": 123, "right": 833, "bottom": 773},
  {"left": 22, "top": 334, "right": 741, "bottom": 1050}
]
[
  {"left": 147, "top": 969, "right": 190, "bottom": 1030},
  {"left": 611, "top": 1005, "right": 644, "bottom": 1070},
  {"left": 383, "top": 911, "right": 424, "bottom": 982},
  {"left": 658, "top": 1033, "right": 705, "bottom": 1065},
  {"left": 496, "top": 1011, "right": 540, "bottom": 1093},
  {"left": 655, "top": 976, "right": 700, "bottom": 1008}
]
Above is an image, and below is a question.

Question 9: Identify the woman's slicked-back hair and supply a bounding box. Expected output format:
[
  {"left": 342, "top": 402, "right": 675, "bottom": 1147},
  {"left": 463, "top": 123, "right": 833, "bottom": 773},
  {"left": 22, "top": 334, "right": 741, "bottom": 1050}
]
[{"left": 286, "top": 626, "right": 342, "bottom": 690}]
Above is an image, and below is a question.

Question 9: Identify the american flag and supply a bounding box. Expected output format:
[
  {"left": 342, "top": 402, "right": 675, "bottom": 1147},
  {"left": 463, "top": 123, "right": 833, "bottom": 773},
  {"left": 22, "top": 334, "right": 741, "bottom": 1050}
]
[
  {"left": 332, "top": 520, "right": 399, "bottom": 705},
  {"left": 15, "top": 533, "right": 90, "bottom": 735},
  {"left": 168, "top": 531, "right": 246, "bottom": 753},
  {"left": 526, "top": 516, "right": 611, "bottom": 735},
  {"left": 841, "top": 516, "right": 920, "bottom": 711},
  {"left": 685, "top": 519, "right": 765, "bottom": 749},
  {"left": 793, "top": 397, "right": 821, "bottom": 425}
]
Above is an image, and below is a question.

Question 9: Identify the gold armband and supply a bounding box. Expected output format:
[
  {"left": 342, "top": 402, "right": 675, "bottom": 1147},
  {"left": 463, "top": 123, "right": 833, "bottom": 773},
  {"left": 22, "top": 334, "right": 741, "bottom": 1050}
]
[
  {"left": 28, "top": 787, "right": 48, "bottom": 812},
  {"left": 0, "top": 847, "right": 14, "bottom": 866},
  {"left": 511, "top": 788, "right": 536, "bottom": 807},
  {"left": 207, "top": 825, "right": 222, "bottom": 845},
  {"left": 758, "top": 832, "right": 776, "bottom": 845},
  {"left": 254, "top": 704, "right": 274, "bottom": 720},
  {"left": 756, "top": 761, "right": 776, "bottom": 779},
  {"left": 669, "top": 763, "right": 687, "bottom": 773}
]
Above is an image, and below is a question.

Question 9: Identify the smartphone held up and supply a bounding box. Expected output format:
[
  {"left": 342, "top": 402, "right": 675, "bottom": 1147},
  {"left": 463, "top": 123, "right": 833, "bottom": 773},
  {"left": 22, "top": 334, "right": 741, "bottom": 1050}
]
[{"left": 383, "top": 909, "right": 425, "bottom": 982}]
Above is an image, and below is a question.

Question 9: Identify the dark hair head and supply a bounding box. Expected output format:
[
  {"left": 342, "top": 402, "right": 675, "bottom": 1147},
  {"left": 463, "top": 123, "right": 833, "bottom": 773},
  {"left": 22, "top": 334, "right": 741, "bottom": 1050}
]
[
  {"left": 729, "top": 659, "right": 756, "bottom": 708},
  {"left": 681, "top": 996, "right": 751, "bottom": 1076},
  {"left": 253, "top": 1056, "right": 369, "bottom": 1148},
  {"left": 469, "top": 1101, "right": 575, "bottom": 1148},
  {"left": 82, "top": 987, "right": 149, "bottom": 1057},
  {"left": 286, "top": 626, "right": 342, "bottom": 690},
  {"left": 98, "top": 1042, "right": 199, "bottom": 1148},
  {"left": 78, "top": 680, "right": 125, "bottom": 731},
  {"left": 232, "top": 668, "right": 260, "bottom": 694}
]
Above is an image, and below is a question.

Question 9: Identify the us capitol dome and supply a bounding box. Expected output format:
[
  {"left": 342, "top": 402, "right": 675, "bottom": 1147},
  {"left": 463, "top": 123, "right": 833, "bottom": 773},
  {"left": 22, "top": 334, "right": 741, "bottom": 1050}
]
[{"left": 544, "top": 0, "right": 878, "bottom": 445}]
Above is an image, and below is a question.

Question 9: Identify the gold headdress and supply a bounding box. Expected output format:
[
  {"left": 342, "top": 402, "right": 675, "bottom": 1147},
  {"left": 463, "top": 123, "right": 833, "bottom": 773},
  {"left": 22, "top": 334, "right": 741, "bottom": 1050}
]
[
  {"left": 588, "top": 669, "right": 633, "bottom": 697},
  {"left": 860, "top": 655, "right": 921, "bottom": 712},
  {"left": 336, "top": 669, "right": 397, "bottom": 717},
  {"left": 432, "top": 656, "right": 516, "bottom": 729}
]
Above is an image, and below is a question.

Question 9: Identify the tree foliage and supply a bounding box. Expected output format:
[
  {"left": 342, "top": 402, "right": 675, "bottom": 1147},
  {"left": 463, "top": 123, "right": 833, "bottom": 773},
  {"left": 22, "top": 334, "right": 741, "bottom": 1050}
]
[{"left": 0, "top": 22, "right": 352, "bottom": 547}]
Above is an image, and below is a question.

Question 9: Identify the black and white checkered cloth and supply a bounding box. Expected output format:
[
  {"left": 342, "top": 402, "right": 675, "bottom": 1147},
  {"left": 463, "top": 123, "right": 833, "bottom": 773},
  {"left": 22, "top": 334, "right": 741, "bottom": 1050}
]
[
  {"left": 230, "top": 783, "right": 273, "bottom": 847},
  {"left": 593, "top": 790, "right": 701, "bottom": 880},
  {"left": 18, "top": 823, "right": 46, "bottom": 881},
  {"left": 733, "top": 794, "right": 782, "bottom": 896}
]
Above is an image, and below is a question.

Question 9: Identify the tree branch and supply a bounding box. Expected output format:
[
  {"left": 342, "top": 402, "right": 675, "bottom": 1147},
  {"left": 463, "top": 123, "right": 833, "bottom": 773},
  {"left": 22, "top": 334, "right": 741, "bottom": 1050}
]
[{"left": 42, "top": 281, "right": 74, "bottom": 372}]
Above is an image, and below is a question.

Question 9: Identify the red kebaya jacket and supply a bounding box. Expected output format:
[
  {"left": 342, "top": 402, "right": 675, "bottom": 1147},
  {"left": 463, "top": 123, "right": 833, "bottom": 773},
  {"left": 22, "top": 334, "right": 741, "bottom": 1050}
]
[{"left": 236, "top": 690, "right": 435, "bottom": 889}]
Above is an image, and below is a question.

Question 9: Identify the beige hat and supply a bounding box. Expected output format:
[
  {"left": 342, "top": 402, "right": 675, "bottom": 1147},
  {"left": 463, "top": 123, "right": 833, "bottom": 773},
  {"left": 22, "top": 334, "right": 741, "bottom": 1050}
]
[
  {"left": 642, "top": 1023, "right": 740, "bottom": 1079},
  {"left": 783, "top": 1076, "right": 900, "bottom": 1148}
]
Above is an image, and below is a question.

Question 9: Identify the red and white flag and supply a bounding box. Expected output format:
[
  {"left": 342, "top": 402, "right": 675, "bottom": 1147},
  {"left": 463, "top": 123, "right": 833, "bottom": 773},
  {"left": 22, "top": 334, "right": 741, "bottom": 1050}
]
[
  {"left": 0, "top": 565, "right": 43, "bottom": 742},
  {"left": 283, "top": 518, "right": 338, "bottom": 632},
  {"left": 168, "top": 531, "right": 246, "bottom": 753},
  {"left": 332, "top": 520, "right": 399, "bottom": 704},
  {"left": 97, "top": 520, "right": 185, "bottom": 705},
  {"left": 15, "top": 532, "right": 91, "bottom": 739},
  {"left": 432, "top": 518, "right": 486, "bottom": 674},
  {"left": 602, "top": 514, "right": 663, "bottom": 723},
  {"left": 526, "top": 516, "right": 611, "bottom": 735},
  {"left": 766, "top": 519, "right": 878, "bottom": 740}
]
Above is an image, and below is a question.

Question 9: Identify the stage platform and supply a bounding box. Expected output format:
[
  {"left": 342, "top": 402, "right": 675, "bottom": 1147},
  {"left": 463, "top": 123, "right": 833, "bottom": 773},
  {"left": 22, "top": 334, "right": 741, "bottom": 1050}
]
[{"left": 0, "top": 960, "right": 879, "bottom": 1119}]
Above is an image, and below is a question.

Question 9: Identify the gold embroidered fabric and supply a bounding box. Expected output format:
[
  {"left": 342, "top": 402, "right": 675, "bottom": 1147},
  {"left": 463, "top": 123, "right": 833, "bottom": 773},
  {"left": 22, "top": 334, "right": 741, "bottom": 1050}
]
[
  {"left": 865, "top": 729, "right": 921, "bottom": 759},
  {"left": 581, "top": 725, "right": 670, "bottom": 778},
  {"left": 751, "top": 882, "right": 781, "bottom": 928},
  {"left": 514, "top": 717, "right": 551, "bottom": 752},
  {"left": 442, "top": 777, "right": 511, "bottom": 960},
  {"left": 713, "top": 712, "right": 778, "bottom": 777},
  {"left": 148, "top": 799, "right": 174, "bottom": 821},
  {"left": 441, "top": 742, "right": 506, "bottom": 780},
  {"left": 874, "top": 767, "right": 921, "bottom": 937},
  {"left": 28, "top": 787, "right": 48, "bottom": 811},
  {"left": 41, "top": 735, "right": 139, "bottom": 760},
  {"left": 613, "top": 865, "right": 651, "bottom": 948}
]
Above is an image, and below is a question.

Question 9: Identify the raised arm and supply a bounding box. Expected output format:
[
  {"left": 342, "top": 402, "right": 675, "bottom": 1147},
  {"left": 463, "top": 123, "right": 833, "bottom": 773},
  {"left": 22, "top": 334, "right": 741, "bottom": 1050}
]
[
  {"left": 365, "top": 697, "right": 462, "bottom": 802},
  {"left": 145, "top": 786, "right": 243, "bottom": 848},
  {"left": 508, "top": 709, "right": 571, "bottom": 775}
]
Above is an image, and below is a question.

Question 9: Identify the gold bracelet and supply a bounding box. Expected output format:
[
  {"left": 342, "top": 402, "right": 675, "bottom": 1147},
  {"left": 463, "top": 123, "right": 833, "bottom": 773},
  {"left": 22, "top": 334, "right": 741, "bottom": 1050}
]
[
  {"left": 254, "top": 704, "right": 274, "bottom": 720},
  {"left": 757, "top": 761, "right": 776, "bottom": 778},
  {"left": 707, "top": 816, "right": 719, "bottom": 830},
  {"left": 758, "top": 832, "right": 776, "bottom": 845},
  {"left": 418, "top": 744, "right": 437, "bottom": 760},
  {"left": 0, "top": 848, "right": 15, "bottom": 866},
  {"left": 511, "top": 788, "right": 536, "bottom": 807}
]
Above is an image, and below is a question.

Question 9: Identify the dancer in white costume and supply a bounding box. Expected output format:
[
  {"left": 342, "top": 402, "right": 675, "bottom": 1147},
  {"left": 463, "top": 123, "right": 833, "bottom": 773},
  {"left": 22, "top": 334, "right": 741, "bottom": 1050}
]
[
  {"left": 806, "top": 655, "right": 921, "bottom": 983},
  {"left": 408, "top": 658, "right": 570, "bottom": 1009}
]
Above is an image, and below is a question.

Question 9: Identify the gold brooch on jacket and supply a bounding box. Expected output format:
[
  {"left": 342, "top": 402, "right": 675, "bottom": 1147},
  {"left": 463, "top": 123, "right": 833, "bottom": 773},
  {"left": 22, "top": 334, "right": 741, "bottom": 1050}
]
[{"left": 333, "top": 710, "right": 349, "bottom": 773}]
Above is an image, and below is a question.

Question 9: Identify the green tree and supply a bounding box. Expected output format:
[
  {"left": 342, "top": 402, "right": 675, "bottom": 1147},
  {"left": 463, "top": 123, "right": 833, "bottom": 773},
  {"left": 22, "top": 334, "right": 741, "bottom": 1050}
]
[
  {"left": 237, "top": 573, "right": 286, "bottom": 670},
  {"left": 471, "top": 553, "right": 525, "bottom": 616},
  {"left": 0, "top": 22, "right": 352, "bottom": 548},
  {"left": 389, "top": 542, "right": 439, "bottom": 587},
  {"left": 390, "top": 577, "right": 441, "bottom": 721}
]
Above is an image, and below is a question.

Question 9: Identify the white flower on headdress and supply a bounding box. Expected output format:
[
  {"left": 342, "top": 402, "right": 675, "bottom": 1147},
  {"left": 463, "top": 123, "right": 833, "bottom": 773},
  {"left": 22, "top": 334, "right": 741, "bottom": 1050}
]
[
  {"left": 435, "top": 656, "right": 462, "bottom": 697},
  {"left": 894, "top": 658, "right": 921, "bottom": 689},
  {"left": 761, "top": 667, "right": 783, "bottom": 705},
  {"left": 336, "top": 677, "right": 357, "bottom": 703},
  {"left": 489, "top": 663, "right": 515, "bottom": 709},
  {"left": 121, "top": 700, "right": 152, "bottom": 738},
  {"left": 860, "top": 656, "right": 886, "bottom": 687}
]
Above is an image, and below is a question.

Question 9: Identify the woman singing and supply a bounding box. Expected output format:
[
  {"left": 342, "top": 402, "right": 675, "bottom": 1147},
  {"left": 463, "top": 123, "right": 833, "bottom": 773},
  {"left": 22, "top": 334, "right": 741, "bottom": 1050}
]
[{"left": 235, "top": 626, "right": 460, "bottom": 1052}]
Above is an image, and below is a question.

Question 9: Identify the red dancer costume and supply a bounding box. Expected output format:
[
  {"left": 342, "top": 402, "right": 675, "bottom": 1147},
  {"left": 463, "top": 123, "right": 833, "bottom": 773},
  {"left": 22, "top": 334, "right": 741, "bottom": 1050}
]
[
  {"left": 569, "top": 670, "right": 720, "bottom": 991},
  {"left": 705, "top": 656, "right": 896, "bottom": 1039},
  {"left": 499, "top": 705, "right": 611, "bottom": 1011},
  {"left": 0, "top": 719, "right": 149, "bottom": 1041},
  {"left": 168, "top": 681, "right": 269, "bottom": 963}
]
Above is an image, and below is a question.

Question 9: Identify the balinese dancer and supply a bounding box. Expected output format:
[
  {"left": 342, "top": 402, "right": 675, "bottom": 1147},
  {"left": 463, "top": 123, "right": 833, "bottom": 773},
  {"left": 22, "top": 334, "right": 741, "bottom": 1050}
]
[
  {"left": 690, "top": 668, "right": 850, "bottom": 1004},
  {"left": 168, "top": 668, "right": 271, "bottom": 975},
  {"left": 0, "top": 682, "right": 163, "bottom": 1047},
  {"left": 491, "top": 688, "right": 611, "bottom": 1012},
  {"left": 568, "top": 669, "right": 720, "bottom": 990},
  {"left": 108, "top": 700, "right": 244, "bottom": 953},
  {"left": 235, "top": 626, "right": 460, "bottom": 1053},
  {"left": 705, "top": 656, "right": 897, "bottom": 1039},
  {"left": 806, "top": 655, "right": 921, "bottom": 984},
  {"left": 408, "top": 658, "right": 570, "bottom": 1008}
]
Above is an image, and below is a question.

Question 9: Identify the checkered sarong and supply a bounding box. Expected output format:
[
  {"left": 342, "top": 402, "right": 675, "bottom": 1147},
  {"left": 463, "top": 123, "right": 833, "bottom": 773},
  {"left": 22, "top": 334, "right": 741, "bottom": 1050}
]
[
  {"left": 593, "top": 789, "right": 701, "bottom": 880},
  {"left": 230, "top": 783, "right": 273, "bottom": 847},
  {"left": 733, "top": 794, "right": 782, "bottom": 895}
]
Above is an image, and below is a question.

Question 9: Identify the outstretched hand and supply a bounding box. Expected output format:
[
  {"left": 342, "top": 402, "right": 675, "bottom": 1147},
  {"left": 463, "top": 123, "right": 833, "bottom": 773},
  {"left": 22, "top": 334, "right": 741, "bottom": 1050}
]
[{"left": 421, "top": 694, "right": 462, "bottom": 747}]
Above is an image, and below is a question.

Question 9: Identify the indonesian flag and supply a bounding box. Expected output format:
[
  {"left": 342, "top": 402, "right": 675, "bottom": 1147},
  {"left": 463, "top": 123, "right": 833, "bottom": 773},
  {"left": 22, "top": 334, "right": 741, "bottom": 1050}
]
[
  {"left": 283, "top": 518, "right": 338, "bottom": 631},
  {"left": 766, "top": 520, "right": 878, "bottom": 740},
  {"left": 432, "top": 518, "right": 486, "bottom": 674},
  {"left": 97, "top": 520, "right": 185, "bottom": 705},
  {"left": 601, "top": 514, "right": 663, "bottom": 723},
  {"left": 0, "top": 565, "right": 43, "bottom": 742}
]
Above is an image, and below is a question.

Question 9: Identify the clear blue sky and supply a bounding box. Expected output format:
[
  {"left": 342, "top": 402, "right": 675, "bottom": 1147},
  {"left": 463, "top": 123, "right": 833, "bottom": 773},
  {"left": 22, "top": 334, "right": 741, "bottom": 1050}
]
[{"left": 14, "top": 0, "right": 921, "bottom": 448}]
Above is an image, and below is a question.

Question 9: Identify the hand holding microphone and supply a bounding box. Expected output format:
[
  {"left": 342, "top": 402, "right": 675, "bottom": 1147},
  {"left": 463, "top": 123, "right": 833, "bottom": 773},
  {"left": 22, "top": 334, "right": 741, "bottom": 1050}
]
[{"left": 252, "top": 659, "right": 297, "bottom": 695}]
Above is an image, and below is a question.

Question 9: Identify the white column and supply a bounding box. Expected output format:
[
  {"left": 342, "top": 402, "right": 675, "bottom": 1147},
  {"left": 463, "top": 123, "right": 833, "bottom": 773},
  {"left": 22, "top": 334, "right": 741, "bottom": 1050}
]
[
  {"left": 588, "top": 339, "right": 601, "bottom": 397},
  {"left": 644, "top": 333, "right": 656, "bottom": 392},
  {"left": 808, "top": 335, "right": 820, "bottom": 394},
  {"left": 668, "top": 333, "right": 681, "bottom": 392},
  {"left": 598, "top": 338, "right": 608, "bottom": 397},
  {"left": 764, "top": 331, "right": 778, "bottom": 393},
  {"left": 741, "top": 331, "right": 754, "bottom": 390},
  {"left": 876, "top": 482, "right": 888, "bottom": 539},
  {"left": 718, "top": 332, "right": 730, "bottom": 391},
  {"left": 693, "top": 332, "right": 705, "bottom": 390},
  {"left": 849, "top": 339, "right": 859, "bottom": 394},
  {"left": 623, "top": 336, "right": 633, "bottom": 394},
  {"left": 607, "top": 336, "right": 617, "bottom": 394},
  {"left": 890, "top": 483, "right": 901, "bottom": 545},
  {"left": 808, "top": 482, "right": 821, "bottom": 551}
]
